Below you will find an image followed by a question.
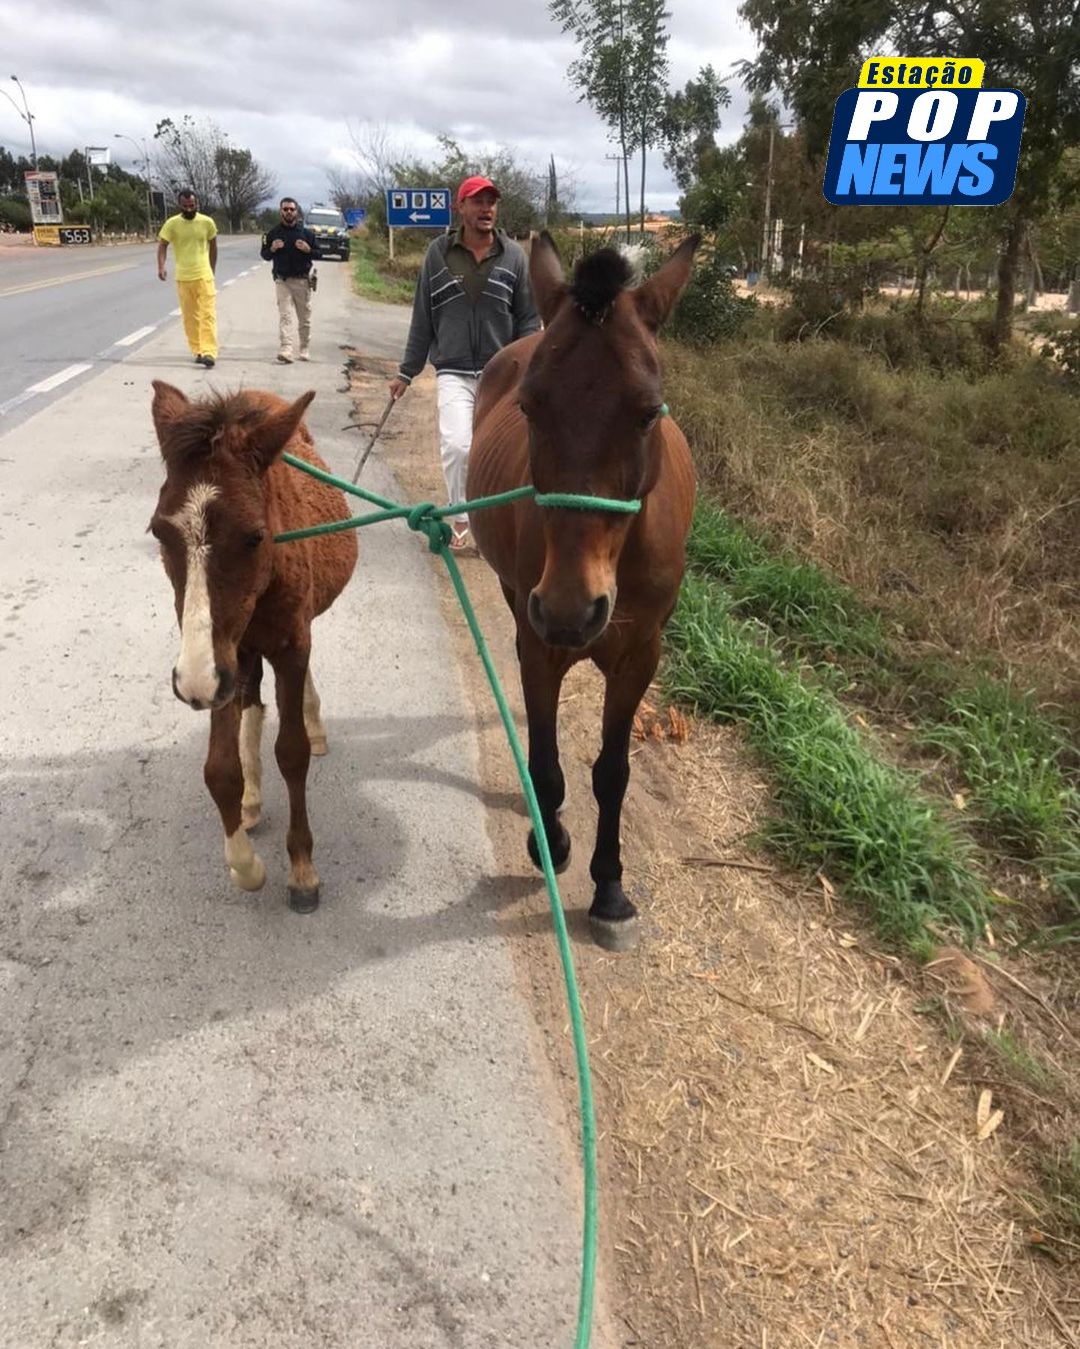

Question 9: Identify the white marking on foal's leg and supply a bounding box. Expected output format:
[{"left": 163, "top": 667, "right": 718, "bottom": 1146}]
[
  {"left": 303, "top": 668, "right": 327, "bottom": 756},
  {"left": 225, "top": 827, "right": 266, "bottom": 891},
  {"left": 168, "top": 484, "right": 221, "bottom": 706},
  {"left": 239, "top": 703, "right": 265, "bottom": 829}
]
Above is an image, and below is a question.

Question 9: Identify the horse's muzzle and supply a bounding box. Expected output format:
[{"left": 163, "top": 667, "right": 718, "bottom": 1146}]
[
  {"left": 172, "top": 664, "right": 236, "bottom": 711},
  {"left": 527, "top": 590, "right": 612, "bottom": 649}
]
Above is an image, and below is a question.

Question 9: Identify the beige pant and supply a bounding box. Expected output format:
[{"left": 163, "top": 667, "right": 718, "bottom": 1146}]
[{"left": 275, "top": 276, "right": 312, "bottom": 355}]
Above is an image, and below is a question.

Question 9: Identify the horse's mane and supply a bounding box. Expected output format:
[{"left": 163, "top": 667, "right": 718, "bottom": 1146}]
[
  {"left": 159, "top": 390, "right": 277, "bottom": 465},
  {"left": 570, "top": 248, "right": 634, "bottom": 324}
]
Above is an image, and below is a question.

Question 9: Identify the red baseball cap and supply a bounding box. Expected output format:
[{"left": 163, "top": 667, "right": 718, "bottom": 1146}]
[{"left": 457, "top": 175, "right": 500, "bottom": 205}]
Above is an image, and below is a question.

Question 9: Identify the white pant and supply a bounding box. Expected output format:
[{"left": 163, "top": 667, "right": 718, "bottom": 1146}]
[{"left": 436, "top": 372, "right": 480, "bottom": 530}]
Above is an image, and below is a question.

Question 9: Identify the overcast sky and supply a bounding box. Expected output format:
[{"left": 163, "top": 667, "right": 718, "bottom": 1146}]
[{"left": 1, "top": 0, "right": 758, "bottom": 215}]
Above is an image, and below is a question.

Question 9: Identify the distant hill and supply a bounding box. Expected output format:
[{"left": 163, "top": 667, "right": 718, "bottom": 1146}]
[{"left": 573, "top": 211, "right": 682, "bottom": 227}]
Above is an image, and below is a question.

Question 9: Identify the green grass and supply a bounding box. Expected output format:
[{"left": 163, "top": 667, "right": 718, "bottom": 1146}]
[
  {"left": 350, "top": 233, "right": 415, "bottom": 305},
  {"left": 982, "top": 1028, "right": 1057, "bottom": 1092},
  {"left": 1040, "top": 1139, "right": 1080, "bottom": 1237},
  {"left": 662, "top": 569, "right": 990, "bottom": 952},
  {"left": 688, "top": 501, "right": 889, "bottom": 664},
  {"left": 922, "top": 681, "right": 1080, "bottom": 910},
  {"left": 682, "top": 501, "right": 1080, "bottom": 918}
]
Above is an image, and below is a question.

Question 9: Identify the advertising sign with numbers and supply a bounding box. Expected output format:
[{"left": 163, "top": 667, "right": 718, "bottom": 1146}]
[{"left": 25, "top": 171, "right": 63, "bottom": 225}]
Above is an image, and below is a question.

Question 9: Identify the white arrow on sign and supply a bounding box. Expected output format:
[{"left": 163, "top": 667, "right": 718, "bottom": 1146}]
[{"left": 409, "top": 211, "right": 432, "bottom": 222}]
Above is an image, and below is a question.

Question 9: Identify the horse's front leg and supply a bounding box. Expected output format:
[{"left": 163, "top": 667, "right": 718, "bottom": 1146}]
[
  {"left": 518, "top": 622, "right": 573, "bottom": 874},
  {"left": 588, "top": 631, "right": 662, "bottom": 951},
  {"left": 205, "top": 700, "right": 266, "bottom": 892},
  {"left": 269, "top": 645, "right": 320, "bottom": 913}
]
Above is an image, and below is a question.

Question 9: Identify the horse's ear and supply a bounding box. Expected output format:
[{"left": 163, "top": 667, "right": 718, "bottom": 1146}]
[
  {"left": 151, "top": 380, "right": 190, "bottom": 445},
  {"left": 249, "top": 390, "right": 316, "bottom": 471},
  {"left": 633, "top": 234, "right": 701, "bottom": 332},
  {"left": 529, "top": 230, "right": 567, "bottom": 325}
]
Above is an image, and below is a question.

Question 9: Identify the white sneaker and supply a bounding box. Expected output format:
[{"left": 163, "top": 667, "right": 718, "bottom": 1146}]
[
  {"left": 277, "top": 351, "right": 293, "bottom": 364},
  {"left": 298, "top": 349, "right": 310, "bottom": 362}
]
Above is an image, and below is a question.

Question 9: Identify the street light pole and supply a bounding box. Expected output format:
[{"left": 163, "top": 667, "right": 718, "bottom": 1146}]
[
  {"left": 5, "top": 75, "right": 37, "bottom": 167},
  {"left": 115, "top": 133, "right": 153, "bottom": 237}
]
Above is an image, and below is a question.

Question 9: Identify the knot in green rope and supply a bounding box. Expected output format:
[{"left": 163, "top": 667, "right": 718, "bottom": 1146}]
[{"left": 406, "top": 502, "right": 452, "bottom": 553}]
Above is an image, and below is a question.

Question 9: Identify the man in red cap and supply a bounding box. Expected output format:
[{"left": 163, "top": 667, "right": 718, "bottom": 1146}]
[{"left": 389, "top": 175, "right": 540, "bottom": 552}]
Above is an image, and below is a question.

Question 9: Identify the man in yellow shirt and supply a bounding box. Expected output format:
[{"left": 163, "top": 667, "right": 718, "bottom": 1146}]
[{"left": 157, "top": 189, "right": 219, "bottom": 368}]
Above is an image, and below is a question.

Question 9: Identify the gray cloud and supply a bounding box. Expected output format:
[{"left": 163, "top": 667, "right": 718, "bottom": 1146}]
[{"left": 2, "top": 0, "right": 757, "bottom": 212}]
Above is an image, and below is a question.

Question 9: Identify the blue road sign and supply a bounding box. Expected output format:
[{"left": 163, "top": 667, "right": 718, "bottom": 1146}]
[
  {"left": 344, "top": 207, "right": 367, "bottom": 228},
  {"left": 386, "top": 187, "right": 451, "bottom": 229}
]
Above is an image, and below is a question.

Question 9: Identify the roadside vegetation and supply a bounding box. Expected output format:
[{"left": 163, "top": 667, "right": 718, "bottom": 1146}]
[{"left": 339, "top": 15, "right": 1080, "bottom": 1260}]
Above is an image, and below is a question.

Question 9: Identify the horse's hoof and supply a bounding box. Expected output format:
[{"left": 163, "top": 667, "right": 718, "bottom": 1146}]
[
  {"left": 308, "top": 737, "right": 328, "bottom": 757},
  {"left": 588, "top": 913, "right": 640, "bottom": 952},
  {"left": 527, "top": 826, "right": 571, "bottom": 875},
  {"left": 230, "top": 854, "right": 266, "bottom": 892},
  {"left": 288, "top": 885, "right": 320, "bottom": 914}
]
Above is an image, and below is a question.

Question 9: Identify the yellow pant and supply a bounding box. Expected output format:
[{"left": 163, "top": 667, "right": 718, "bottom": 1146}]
[{"left": 176, "top": 278, "right": 218, "bottom": 359}]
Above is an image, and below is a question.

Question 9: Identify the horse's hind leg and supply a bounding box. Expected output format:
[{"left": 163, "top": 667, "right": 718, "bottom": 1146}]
[
  {"left": 271, "top": 647, "right": 320, "bottom": 913},
  {"left": 303, "top": 666, "right": 328, "bottom": 756},
  {"left": 205, "top": 702, "right": 266, "bottom": 893},
  {"left": 518, "top": 625, "right": 572, "bottom": 874},
  {"left": 588, "top": 632, "right": 662, "bottom": 952},
  {"left": 239, "top": 653, "right": 265, "bottom": 830}
]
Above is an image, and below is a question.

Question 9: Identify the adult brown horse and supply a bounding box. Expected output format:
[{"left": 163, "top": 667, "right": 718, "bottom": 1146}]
[
  {"left": 149, "top": 381, "right": 357, "bottom": 912},
  {"left": 467, "top": 233, "right": 699, "bottom": 950}
]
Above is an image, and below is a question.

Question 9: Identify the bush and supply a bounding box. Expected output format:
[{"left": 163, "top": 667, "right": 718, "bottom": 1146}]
[
  {"left": 667, "top": 249, "right": 758, "bottom": 346},
  {"left": 0, "top": 195, "right": 31, "bottom": 231}
]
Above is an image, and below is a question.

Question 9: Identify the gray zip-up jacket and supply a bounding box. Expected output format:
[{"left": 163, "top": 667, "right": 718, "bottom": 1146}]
[{"left": 396, "top": 230, "right": 541, "bottom": 383}]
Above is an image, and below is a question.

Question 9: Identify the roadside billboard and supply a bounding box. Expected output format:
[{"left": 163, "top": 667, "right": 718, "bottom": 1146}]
[{"left": 25, "top": 171, "right": 63, "bottom": 225}]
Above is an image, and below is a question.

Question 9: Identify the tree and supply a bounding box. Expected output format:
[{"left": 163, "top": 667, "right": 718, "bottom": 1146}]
[
  {"left": 659, "top": 65, "right": 732, "bottom": 193},
  {"left": 215, "top": 145, "right": 275, "bottom": 231},
  {"left": 154, "top": 116, "right": 221, "bottom": 209},
  {"left": 739, "top": 0, "right": 1080, "bottom": 348},
  {"left": 552, "top": 0, "right": 671, "bottom": 233}
]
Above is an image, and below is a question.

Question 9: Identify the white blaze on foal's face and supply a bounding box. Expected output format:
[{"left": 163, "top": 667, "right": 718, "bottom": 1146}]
[{"left": 168, "top": 482, "right": 221, "bottom": 706}]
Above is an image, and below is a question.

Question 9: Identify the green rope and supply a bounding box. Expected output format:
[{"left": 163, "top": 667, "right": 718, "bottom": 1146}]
[{"left": 278, "top": 450, "right": 600, "bottom": 1347}]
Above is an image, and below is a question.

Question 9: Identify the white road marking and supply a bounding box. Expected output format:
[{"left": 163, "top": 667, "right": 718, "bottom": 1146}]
[
  {"left": 114, "top": 324, "right": 157, "bottom": 347},
  {"left": 223, "top": 278, "right": 237, "bottom": 287},
  {"left": 26, "top": 363, "right": 93, "bottom": 394},
  {"left": 0, "top": 390, "right": 38, "bottom": 417},
  {"left": 169, "top": 307, "right": 181, "bottom": 317}
]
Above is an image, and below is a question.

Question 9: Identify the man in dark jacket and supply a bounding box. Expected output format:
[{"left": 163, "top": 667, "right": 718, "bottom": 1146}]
[
  {"left": 388, "top": 176, "right": 540, "bottom": 551},
  {"left": 260, "top": 197, "right": 316, "bottom": 363}
]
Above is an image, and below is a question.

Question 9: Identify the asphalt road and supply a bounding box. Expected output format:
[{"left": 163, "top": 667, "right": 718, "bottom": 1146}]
[
  {"left": 0, "top": 235, "right": 263, "bottom": 428},
  {"left": 0, "top": 257, "right": 598, "bottom": 1346}
]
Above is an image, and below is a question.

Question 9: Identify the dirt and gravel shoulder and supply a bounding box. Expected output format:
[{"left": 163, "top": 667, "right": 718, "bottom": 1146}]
[{"left": 348, "top": 351, "right": 1079, "bottom": 1349}]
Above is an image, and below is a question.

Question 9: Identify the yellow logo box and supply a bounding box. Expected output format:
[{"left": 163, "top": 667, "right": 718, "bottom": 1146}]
[
  {"left": 33, "top": 225, "right": 62, "bottom": 246},
  {"left": 858, "top": 58, "right": 985, "bottom": 89}
]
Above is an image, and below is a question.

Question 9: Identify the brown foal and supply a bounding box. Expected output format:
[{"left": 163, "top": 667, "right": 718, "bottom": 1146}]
[{"left": 149, "top": 382, "right": 357, "bottom": 912}]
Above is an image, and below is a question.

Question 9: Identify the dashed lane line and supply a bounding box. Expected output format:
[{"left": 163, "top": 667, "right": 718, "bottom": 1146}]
[{"left": 0, "top": 263, "right": 137, "bottom": 298}]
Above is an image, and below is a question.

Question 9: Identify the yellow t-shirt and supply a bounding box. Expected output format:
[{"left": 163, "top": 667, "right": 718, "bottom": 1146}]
[{"left": 159, "top": 212, "right": 217, "bottom": 282}]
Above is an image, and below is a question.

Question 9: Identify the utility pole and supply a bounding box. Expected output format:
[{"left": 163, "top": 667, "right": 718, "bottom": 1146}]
[
  {"left": 760, "top": 120, "right": 795, "bottom": 279},
  {"left": 759, "top": 122, "right": 775, "bottom": 279},
  {"left": 605, "top": 153, "right": 624, "bottom": 224}
]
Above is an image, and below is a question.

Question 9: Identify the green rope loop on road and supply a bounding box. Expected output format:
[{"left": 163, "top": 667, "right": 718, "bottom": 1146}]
[{"left": 277, "top": 450, "right": 599, "bottom": 1348}]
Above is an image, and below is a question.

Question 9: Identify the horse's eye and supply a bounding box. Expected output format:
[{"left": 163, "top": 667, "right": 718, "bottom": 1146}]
[
  {"left": 641, "top": 407, "right": 662, "bottom": 429},
  {"left": 244, "top": 530, "right": 265, "bottom": 549}
]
